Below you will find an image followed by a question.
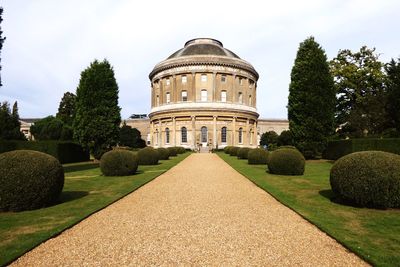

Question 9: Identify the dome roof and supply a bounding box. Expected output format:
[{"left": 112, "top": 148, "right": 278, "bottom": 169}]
[
  {"left": 167, "top": 38, "right": 240, "bottom": 59},
  {"left": 149, "top": 38, "right": 258, "bottom": 80}
]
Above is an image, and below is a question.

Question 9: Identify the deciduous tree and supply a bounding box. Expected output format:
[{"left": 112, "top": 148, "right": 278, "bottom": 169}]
[{"left": 385, "top": 58, "right": 400, "bottom": 134}]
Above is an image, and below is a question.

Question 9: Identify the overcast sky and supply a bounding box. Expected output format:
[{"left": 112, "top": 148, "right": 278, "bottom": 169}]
[{"left": 1, "top": 0, "right": 399, "bottom": 120}]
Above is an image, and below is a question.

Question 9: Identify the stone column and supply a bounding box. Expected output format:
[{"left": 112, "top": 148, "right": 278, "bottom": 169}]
[
  {"left": 172, "top": 75, "right": 176, "bottom": 103},
  {"left": 191, "top": 72, "right": 196, "bottom": 102},
  {"left": 191, "top": 115, "right": 196, "bottom": 149},
  {"left": 212, "top": 72, "right": 217, "bottom": 102},
  {"left": 173, "top": 117, "right": 176, "bottom": 146},
  {"left": 232, "top": 117, "right": 236, "bottom": 146},
  {"left": 159, "top": 78, "right": 164, "bottom": 105},
  {"left": 254, "top": 121, "right": 258, "bottom": 147},
  {"left": 232, "top": 74, "right": 237, "bottom": 103},
  {"left": 150, "top": 120, "right": 154, "bottom": 146},
  {"left": 213, "top": 116, "right": 217, "bottom": 148},
  {"left": 158, "top": 119, "right": 162, "bottom": 147},
  {"left": 246, "top": 118, "right": 250, "bottom": 146}
]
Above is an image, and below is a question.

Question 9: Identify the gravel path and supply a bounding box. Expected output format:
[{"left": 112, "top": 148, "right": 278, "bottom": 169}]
[{"left": 12, "top": 153, "right": 368, "bottom": 266}]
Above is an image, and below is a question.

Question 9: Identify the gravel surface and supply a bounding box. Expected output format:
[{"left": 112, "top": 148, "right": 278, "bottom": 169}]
[{"left": 12, "top": 153, "right": 368, "bottom": 266}]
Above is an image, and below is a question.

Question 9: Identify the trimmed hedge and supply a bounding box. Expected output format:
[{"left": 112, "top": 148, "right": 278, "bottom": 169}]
[
  {"left": 157, "top": 148, "right": 170, "bottom": 160},
  {"left": 330, "top": 151, "right": 400, "bottom": 208},
  {"left": 324, "top": 138, "right": 400, "bottom": 160},
  {"left": 268, "top": 148, "right": 305, "bottom": 175},
  {"left": 0, "top": 140, "right": 89, "bottom": 164},
  {"left": 0, "top": 150, "right": 65, "bottom": 211},
  {"left": 228, "top": 146, "right": 240, "bottom": 156},
  {"left": 100, "top": 150, "right": 138, "bottom": 176},
  {"left": 224, "top": 146, "right": 234, "bottom": 154},
  {"left": 248, "top": 148, "right": 269, "bottom": 165},
  {"left": 137, "top": 147, "right": 159, "bottom": 165},
  {"left": 237, "top": 147, "right": 251, "bottom": 159},
  {"left": 175, "top": 146, "right": 186, "bottom": 154},
  {"left": 167, "top": 147, "right": 178, "bottom": 157}
]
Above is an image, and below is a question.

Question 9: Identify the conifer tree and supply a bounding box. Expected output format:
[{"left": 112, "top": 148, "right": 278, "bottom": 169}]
[
  {"left": 56, "top": 92, "right": 76, "bottom": 125},
  {"left": 0, "top": 7, "right": 5, "bottom": 87},
  {"left": 73, "top": 59, "right": 121, "bottom": 159},
  {"left": 288, "top": 37, "right": 335, "bottom": 158},
  {"left": 386, "top": 58, "right": 400, "bottom": 134}
]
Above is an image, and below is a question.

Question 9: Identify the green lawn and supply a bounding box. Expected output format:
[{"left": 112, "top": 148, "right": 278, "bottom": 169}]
[
  {"left": 0, "top": 153, "right": 190, "bottom": 266},
  {"left": 218, "top": 152, "right": 400, "bottom": 267}
]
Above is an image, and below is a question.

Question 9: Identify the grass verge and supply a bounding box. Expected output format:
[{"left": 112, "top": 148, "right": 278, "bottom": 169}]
[
  {"left": 0, "top": 153, "right": 190, "bottom": 266},
  {"left": 217, "top": 152, "right": 400, "bottom": 267}
]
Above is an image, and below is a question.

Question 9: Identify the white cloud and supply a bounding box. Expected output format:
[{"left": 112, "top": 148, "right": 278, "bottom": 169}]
[{"left": 1, "top": 0, "right": 399, "bottom": 119}]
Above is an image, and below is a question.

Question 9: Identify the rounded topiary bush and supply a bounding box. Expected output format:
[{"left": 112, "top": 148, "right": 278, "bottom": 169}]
[
  {"left": 268, "top": 148, "right": 305, "bottom": 175},
  {"left": 157, "top": 148, "right": 170, "bottom": 160},
  {"left": 138, "top": 147, "right": 159, "bottom": 165},
  {"left": 248, "top": 148, "right": 269, "bottom": 164},
  {"left": 237, "top": 147, "right": 251, "bottom": 159},
  {"left": 224, "top": 146, "right": 233, "bottom": 154},
  {"left": 167, "top": 147, "right": 178, "bottom": 157},
  {"left": 229, "top": 147, "right": 240, "bottom": 156},
  {"left": 0, "top": 150, "right": 65, "bottom": 212},
  {"left": 175, "top": 146, "right": 186, "bottom": 154},
  {"left": 330, "top": 151, "right": 400, "bottom": 208},
  {"left": 100, "top": 150, "right": 138, "bottom": 176}
]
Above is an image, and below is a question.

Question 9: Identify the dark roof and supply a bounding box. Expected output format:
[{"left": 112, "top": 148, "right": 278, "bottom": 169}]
[{"left": 167, "top": 38, "right": 240, "bottom": 59}]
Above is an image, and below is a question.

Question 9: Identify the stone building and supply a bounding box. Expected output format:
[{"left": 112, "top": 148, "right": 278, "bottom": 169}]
[{"left": 147, "top": 38, "right": 259, "bottom": 149}]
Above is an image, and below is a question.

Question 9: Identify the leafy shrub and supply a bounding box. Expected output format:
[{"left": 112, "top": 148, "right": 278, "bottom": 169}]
[
  {"left": 157, "top": 148, "right": 170, "bottom": 160},
  {"left": 0, "top": 140, "right": 89, "bottom": 164},
  {"left": 224, "top": 146, "right": 233, "bottom": 154},
  {"left": 100, "top": 150, "right": 138, "bottom": 176},
  {"left": 228, "top": 146, "right": 239, "bottom": 156},
  {"left": 138, "top": 147, "right": 159, "bottom": 165},
  {"left": 248, "top": 148, "right": 269, "bottom": 164},
  {"left": 175, "top": 146, "right": 186, "bottom": 154},
  {"left": 330, "top": 151, "right": 400, "bottom": 208},
  {"left": 0, "top": 150, "right": 64, "bottom": 211},
  {"left": 167, "top": 147, "right": 178, "bottom": 157},
  {"left": 237, "top": 147, "right": 251, "bottom": 159},
  {"left": 277, "top": 130, "right": 294, "bottom": 146},
  {"left": 268, "top": 148, "right": 305, "bottom": 175},
  {"left": 277, "top": 145, "right": 297, "bottom": 150}
]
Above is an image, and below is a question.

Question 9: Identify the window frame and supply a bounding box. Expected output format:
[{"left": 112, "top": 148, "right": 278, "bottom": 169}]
[{"left": 181, "top": 127, "right": 187, "bottom": 143}]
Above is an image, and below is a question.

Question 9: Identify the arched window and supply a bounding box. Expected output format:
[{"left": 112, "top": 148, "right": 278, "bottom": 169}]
[
  {"left": 181, "top": 127, "right": 187, "bottom": 143},
  {"left": 238, "top": 92, "right": 243, "bottom": 104},
  {"left": 221, "top": 127, "right": 227, "bottom": 143},
  {"left": 165, "top": 128, "right": 170, "bottom": 144},
  {"left": 201, "top": 89, "right": 207, "bottom": 102},
  {"left": 201, "top": 126, "right": 208, "bottom": 143},
  {"left": 239, "top": 127, "right": 243, "bottom": 144},
  {"left": 221, "top": 91, "right": 227, "bottom": 102}
]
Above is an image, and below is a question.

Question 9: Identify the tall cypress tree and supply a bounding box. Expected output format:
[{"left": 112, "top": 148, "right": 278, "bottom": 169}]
[
  {"left": 288, "top": 37, "right": 335, "bottom": 158},
  {"left": 73, "top": 59, "right": 121, "bottom": 159},
  {"left": 0, "top": 7, "right": 5, "bottom": 87}
]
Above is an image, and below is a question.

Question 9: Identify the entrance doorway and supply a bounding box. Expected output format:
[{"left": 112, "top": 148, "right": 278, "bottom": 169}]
[{"left": 201, "top": 126, "right": 208, "bottom": 147}]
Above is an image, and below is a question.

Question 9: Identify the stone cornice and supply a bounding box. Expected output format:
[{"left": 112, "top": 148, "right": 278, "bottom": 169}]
[{"left": 149, "top": 55, "right": 259, "bottom": 80}]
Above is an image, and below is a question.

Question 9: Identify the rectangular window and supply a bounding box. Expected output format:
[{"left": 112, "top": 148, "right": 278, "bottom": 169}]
[
  {"left": 182, "top": 75, "right": 187, "bottom": 83},
  {"left": 201, "top": 90, "right": 207, "bottom": 102},
  {"left": 221, "top": 91, "right": 227, "bottom": 102},
  {"left": 156, "top": 95, "right": 159, "bottom": 106},
  {"left": 238, "top": 92, "right": 243, "bottom": 104},
  {"left": 166, "top": 92, "right": 170, "bottom": 104},
  {"left": 239, "top": 77, "right": 243, "bottom": 85},
  {"left": 201, "top": 74, "right": 207, "bottom": 82},
  {"left": 182, "top": 91, "right": 188, "bottom": 102},
  {"left": 166, "top": 78, "right": 170, "bottom": 86},
  {"left": 221, "top": 75, "right": 226, "bottom": 83}
]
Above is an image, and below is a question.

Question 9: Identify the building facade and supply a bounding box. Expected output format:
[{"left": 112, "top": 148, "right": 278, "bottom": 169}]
[{"left": 148, "top": 38, "right": 259, "bottom": 149}]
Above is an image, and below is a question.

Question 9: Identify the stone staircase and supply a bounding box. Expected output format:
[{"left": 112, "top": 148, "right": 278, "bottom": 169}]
[{"left": 199, "top": 146, "right": 210, "bottom": 153}]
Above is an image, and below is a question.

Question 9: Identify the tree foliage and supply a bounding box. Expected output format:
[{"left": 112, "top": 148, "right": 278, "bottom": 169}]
[
  {"left": 260, "top": 131, "right": 278, "bottom": 147},
  {"left": 119, "top": 122, "right": 146, "bottom": 148},
  {"left": 73, "top": 59, "right": 121, "bottom": 159},
  {"left": 385, "top": 58, "right": 400, "bottom": 134},
  {"left": 0, "top": 7, "right": 5, "bottom": 87},
  {"left": 330, "top": 46, "right": 387, "bottom": 137},
  {"left": 30, "top": 116, "right": 72, "bottom": 140},
  {"left": 277, "top": 130, "right": 294, "bottom": 146},
  {"left": 0, "top": 101, "right": 25, "bottom": 140},
  {"left": 56, "top": 92, "right": 76, "bottom": 125},
  {"left": 288, "top": 37, "right": 335, "bottom": 158}
]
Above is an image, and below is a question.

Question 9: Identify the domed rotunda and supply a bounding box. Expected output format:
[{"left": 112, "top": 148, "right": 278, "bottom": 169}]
[{"left": 148, "top": 38, "right": 259, "bottom": 149}]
